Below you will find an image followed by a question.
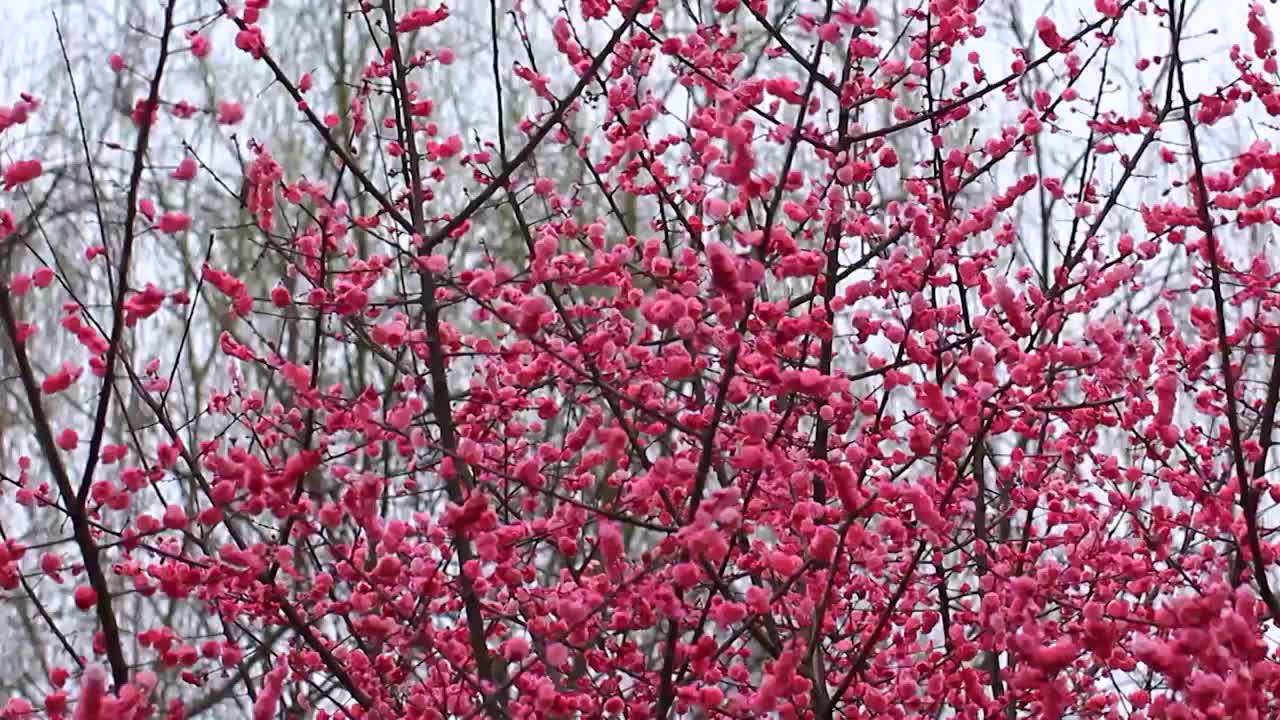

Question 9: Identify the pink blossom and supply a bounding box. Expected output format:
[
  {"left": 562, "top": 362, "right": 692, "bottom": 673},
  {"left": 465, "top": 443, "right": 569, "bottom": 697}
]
[
  {"left": 217, "top": 100, "right": 245, "bottom": 125},
  {"left": 72, "top": 585, "right": 96, "bottom": 610},
  {"left": 56, "top": 428, "right": 78, "bottom": 451},
  {"left": 171, "top": 156, "right": 197, "bottom": 181},
  {"left": 398, "top": 6, "right": 449, "bottom": 32},
  {"left": 187, "top": 32, "right": 211, "bottom": 58},
  {"left": 157, "top": 211, "right": 191, "bottom": 234},
  {"left": 3, "top": 159, "right": 41, "bottom": 190}
]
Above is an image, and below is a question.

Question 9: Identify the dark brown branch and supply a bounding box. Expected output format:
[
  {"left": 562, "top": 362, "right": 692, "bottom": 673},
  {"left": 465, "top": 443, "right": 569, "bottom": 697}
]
[
  {"left": 0, "top": 285, "right": 130, "bottom": 686},
  {"left": 1168, "top": 0, "right": 1280, "bottom": 620}
]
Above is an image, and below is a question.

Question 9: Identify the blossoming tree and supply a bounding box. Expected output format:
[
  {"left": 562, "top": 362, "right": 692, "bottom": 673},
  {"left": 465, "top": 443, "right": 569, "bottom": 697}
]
[{"left": 2, "top": 0, "right": 1280, "bottom": 717}]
